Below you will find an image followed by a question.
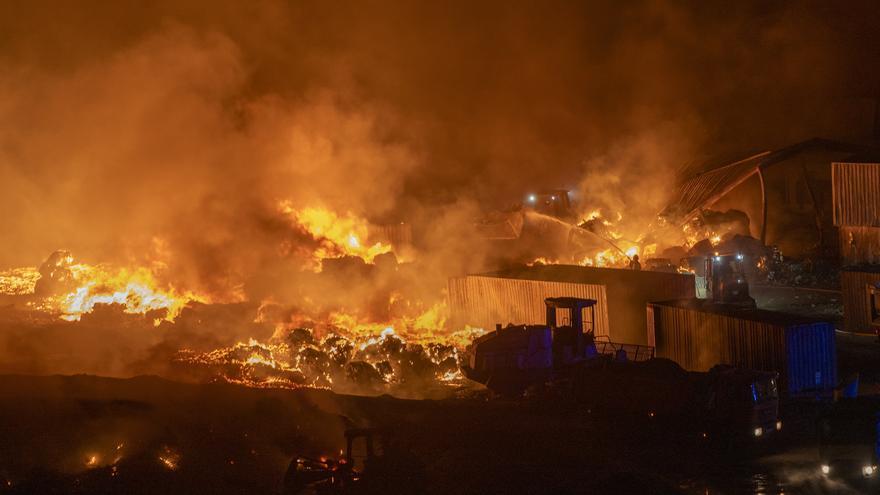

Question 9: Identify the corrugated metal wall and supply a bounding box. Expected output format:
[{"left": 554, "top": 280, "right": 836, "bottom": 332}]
[
  {"left": 368, "top": 223, "right": 413, "bottom": 249},
  {"left": 447, "top": 276, "right": 611, "bottom": 337},
  {"left": 648, "top": 304, "right": 836, "bottom": 395},
  {"left": 839, "top": 226, "right": 880, "bottom": 266},
  {"left": 832, "top": 162, "right": 880, "bottom": 227},
  {"left": 841, "top": 270, "right": 880, "bottom": 333},
  {"left": 785, "top": 323, "right": 837, "bottom": 395}
]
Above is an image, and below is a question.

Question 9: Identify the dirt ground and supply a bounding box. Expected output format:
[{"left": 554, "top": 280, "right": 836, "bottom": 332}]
[{"left": 0, "top": 374, "right": 877, "bottom": 495}]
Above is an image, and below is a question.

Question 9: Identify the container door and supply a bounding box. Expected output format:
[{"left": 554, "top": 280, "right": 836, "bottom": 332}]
[{"left": 785, "top": 323, "right": 837, "bottom": 396}]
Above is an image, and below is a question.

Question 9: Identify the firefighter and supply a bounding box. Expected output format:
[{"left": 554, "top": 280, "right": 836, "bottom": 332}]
[{"left": 628, "top": 254, "right": 641, "bottom": 271}]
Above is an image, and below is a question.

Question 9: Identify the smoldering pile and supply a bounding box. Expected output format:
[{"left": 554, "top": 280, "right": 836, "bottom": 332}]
[{"left": 171, "top": 326, "right": 462, "bottom": 396}]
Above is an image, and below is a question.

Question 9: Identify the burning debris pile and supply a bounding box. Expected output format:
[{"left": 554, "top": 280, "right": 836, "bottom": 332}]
[
  {"left": 173, "top": 326, "right": 465, "bottom": 394},
  {"left": 0, "top": 202, "right": 489, "bottom": 396}
]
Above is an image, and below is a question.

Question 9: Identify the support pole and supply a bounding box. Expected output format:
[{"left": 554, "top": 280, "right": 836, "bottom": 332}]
[{"left": 758, "top": 166, "right": 768, "bottom": 245}]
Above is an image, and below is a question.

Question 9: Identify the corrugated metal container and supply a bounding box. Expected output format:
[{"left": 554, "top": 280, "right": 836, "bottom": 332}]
[
  {"left": 840, "top": 269, "right": 880, "bottom": 334},
  {"left": 368, "top": 223, "right": 413, "bottom": 249},
  {"left": 832, "top": 162, "right": 880, "bottom": 227},
  {"left": 648, "top": 300, "right": 837, "bottom": 396},
  {"left": 447, "top": 275, "right": 611, "bottom": 338},
  {"left": 448, "top": 265, "right": 695, "bottom": 344},
  {"left": 839, "top": 226, "right": 880, "bottom": 266}
]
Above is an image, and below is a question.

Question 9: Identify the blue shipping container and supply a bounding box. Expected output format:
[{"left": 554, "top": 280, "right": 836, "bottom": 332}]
[{"left": 648, "top": 300, "right": 837, "bottom": 396}]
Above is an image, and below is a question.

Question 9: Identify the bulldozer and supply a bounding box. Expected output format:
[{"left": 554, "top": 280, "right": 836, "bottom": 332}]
[
  {"left": 461, "top": 295, "right": 781, "bottom": 443},
  {"left": 460, "top": 297, "right": 654, "bottom": 395}
]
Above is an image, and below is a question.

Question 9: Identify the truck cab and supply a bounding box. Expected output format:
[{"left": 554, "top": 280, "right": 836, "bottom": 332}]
[
  {"left": 706, "top": 368, "right": 781, "bottom": 440},
  {"left": 818, "top": 399, "right": 880, "bottom": 479}
]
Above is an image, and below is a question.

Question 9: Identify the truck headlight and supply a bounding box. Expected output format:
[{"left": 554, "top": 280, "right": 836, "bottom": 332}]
[
  {"left": 863, "top": 465, "right": 876, "bottom": 476},
  {"left": 821, "top": 464, "right": 830, "bottom": 475},
  {"left": 753, "top": 427, "right": 763, "bottom": 437},
  {"left": 775, "top": 420, "right": 782, "bottom": 431}
]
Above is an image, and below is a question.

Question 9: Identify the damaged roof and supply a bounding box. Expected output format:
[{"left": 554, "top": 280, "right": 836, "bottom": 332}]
[{"left": 662, "top": 138, "right": 870, "bottom": 222}]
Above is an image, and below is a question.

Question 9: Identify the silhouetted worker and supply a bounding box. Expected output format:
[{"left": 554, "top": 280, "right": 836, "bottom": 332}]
[{"left": 628, "top": 254, "right": 641, "bottom": 271}]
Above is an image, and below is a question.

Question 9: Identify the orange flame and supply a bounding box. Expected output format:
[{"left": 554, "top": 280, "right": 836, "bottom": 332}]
[{"left": 279, "top": 202, "right": 392, "bottom": 269}]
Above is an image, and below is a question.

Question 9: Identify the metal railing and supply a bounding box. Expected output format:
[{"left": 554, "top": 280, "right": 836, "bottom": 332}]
[{"left": 593, "top": 337, "right": 655, "bottom": 362}]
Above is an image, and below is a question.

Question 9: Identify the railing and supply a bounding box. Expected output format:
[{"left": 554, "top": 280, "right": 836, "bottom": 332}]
[{"left": 593, "top": 337, "right": 655, "bottom": 362}]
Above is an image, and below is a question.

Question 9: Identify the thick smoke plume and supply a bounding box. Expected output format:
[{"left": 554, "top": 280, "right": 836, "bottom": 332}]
[{"left": 0, "top": 1, "right": 878, "bottom": 386}]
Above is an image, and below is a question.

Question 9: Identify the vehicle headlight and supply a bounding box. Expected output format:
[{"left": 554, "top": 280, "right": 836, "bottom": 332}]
[
  {"left": 821, "top": 464, "right": 830, "bottom": 475},
  {"left": 863, "top": 465, "right": 876, "bottom": 476},
  {"left": 753, "top": 427, "right": 763, "bottom": 437},
  {"left": 775, "top": 420, "right": 782, "bottom": 431}
]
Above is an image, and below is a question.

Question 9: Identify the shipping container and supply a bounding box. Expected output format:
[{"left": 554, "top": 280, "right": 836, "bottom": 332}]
[
  {"left": 448, "top": 265, "right": 695, "bottom": 344},
  {"left": 832, "top": 162, "right": 880, "bottom": 228},
  {"left": 840, "top": 268, "right": 880, "bottom": 334},
  {"left": 648, "top": 299, "right": 837, "bottom": 396}
]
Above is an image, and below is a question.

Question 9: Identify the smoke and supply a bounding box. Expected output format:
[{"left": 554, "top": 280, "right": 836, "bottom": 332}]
[
  {"left": 0, "top": 0, "right": 878, "bottom": 386},
  {"left": 1, "top": 1, "right": 876, "bottom": 266}
]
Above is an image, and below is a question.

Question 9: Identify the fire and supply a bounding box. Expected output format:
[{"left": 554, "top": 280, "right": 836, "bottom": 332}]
[
  {"left": 158, "top": 446, "right": 180, "bottom": 470},
  {"left": 531, "top": 207, "right": 725, "bottom": 269},
  {"left": 56, "top": 265, "right": 200, "bottom": 323},
  {"left": 175, "top": 303, "right": 484, "bottom": 391},
  {"left": 0, "top": 252, "right": 203, "bottom": 323},
  {"left": 0, "top": 267, "right": 40, "bottom": 295},
  {"left": 279, "top": 202, "right": 392, "bottom": 269}
]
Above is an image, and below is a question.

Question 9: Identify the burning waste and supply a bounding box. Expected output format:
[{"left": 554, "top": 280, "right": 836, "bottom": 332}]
[{"left": 0, "top": 204, "right": 488, "bottom": 396}]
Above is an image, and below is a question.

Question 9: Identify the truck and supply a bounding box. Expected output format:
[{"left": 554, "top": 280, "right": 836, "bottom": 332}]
[
  {"left": 818, "top": 398, "right": 880, "bottom": 480},
  {"left": 461, "top": 295, "right": 781, "bottom": 442}
]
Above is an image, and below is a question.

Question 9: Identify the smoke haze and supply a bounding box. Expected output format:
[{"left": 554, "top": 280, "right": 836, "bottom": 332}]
[{"left": 0, "top": 1, "right": 879, "bottom": 387}]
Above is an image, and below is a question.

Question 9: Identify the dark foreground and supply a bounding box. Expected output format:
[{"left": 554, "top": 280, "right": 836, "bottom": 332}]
[{"left": 0, "top": 374, "right": 877, "bottom": 495}]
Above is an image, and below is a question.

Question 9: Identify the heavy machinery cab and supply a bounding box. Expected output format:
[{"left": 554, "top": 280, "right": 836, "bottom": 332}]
[
  {"left": 462, "top": 297, "right": 598, "bottom": 393},
  {"left": 705, "top": 253, "right": 756, "bottom": 308},
  {"left": 545, "top": 297, "right": 597, "bottom": 365},
  {"left": 525, "top": 190, "right": 574, "bottom": 220}
]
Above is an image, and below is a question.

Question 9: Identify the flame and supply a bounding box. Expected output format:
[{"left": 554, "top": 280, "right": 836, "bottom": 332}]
[
  {"left": 55, "top": 265, "right": 201, "bottom": 322},
  {"left": 279, "top": 202, "right": 392, "bottom": 269},
  {"left": 0, "top": 267, "right": 40, "bottom": 295},
  {"left": 1, "top": 253, "right": 204, "bottom": 323}
]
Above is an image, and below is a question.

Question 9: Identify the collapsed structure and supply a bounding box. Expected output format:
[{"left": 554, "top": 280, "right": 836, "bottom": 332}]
[{"left": 663, "top": 138, "right": 869, "bottom": 258}]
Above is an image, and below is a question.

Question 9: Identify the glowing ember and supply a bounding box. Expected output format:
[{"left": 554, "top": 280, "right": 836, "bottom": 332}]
[
  {"left": 158, "top": 446, "right": 180, "bottom": 470},
  {"left": 175, "top": 306, "right": 484, "bottom": 391}
]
